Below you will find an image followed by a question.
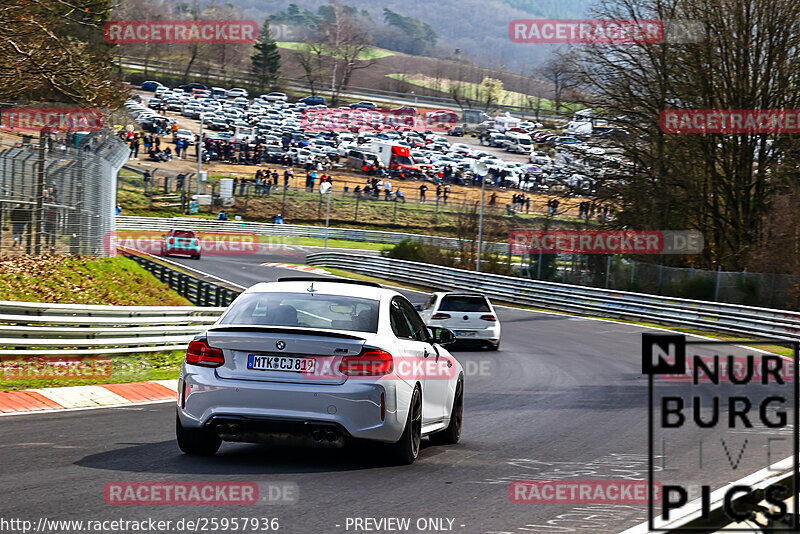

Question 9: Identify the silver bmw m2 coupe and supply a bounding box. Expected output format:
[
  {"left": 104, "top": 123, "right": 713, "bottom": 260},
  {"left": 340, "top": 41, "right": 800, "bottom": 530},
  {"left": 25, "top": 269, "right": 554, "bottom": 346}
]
[{"left": 176, "top": 277, "right": 463, "bottom": 464}]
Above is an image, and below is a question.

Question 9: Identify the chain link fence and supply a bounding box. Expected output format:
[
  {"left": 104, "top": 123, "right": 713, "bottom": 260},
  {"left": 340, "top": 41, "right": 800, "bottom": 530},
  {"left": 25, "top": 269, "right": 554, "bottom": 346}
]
[
  {"left": 521, "top": 254, "right": 800, "bottom": 310},
  {"left": 0, "top": 130, "right": 129, "bottom": 256}
]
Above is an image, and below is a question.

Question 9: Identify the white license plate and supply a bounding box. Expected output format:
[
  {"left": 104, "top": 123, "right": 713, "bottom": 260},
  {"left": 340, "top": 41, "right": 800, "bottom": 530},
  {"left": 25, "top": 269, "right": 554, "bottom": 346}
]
[
  {"left": 455, "top": 331, "right": 477, "bottom": 337},
  {"left": 247, "top": 354, "right": 315, "bottom": 373}
]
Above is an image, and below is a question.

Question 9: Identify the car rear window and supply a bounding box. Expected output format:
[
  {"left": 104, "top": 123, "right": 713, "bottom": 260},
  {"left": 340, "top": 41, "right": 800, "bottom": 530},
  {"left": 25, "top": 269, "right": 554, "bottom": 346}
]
[
  {"left": 220, "top": 292, "right": 379, "bottom": 333},
  {"left": 438, "top": 295, "right": 490, "bottom": 312},
  {"left": 173, "top": 230, "right": 196, "bottom": 238}
]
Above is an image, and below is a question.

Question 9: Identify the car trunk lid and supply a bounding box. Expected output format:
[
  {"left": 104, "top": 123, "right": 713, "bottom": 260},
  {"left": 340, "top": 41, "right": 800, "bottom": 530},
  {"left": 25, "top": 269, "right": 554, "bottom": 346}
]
[{"left": 208, "top": 326, "right": 366, "bottom": 385}]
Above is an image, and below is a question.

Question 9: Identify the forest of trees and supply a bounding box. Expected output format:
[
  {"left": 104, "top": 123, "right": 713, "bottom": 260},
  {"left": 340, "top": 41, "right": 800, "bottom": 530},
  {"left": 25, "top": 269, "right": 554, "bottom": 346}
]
[
  {"left": 563, "top": 0, "right": 800, "bottom": 272},
  {"left": 270, "top": 3, "right": 438, "bottom": 56},
  {"left": 219, "top": 0, "right": 596, "bottom": 72}
]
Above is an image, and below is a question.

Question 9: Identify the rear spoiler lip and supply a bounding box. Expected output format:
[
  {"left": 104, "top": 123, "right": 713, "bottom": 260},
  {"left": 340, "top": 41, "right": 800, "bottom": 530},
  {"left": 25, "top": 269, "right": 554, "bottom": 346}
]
[{"left": 207, "top": 325, "right": 367, "bottom": 341}]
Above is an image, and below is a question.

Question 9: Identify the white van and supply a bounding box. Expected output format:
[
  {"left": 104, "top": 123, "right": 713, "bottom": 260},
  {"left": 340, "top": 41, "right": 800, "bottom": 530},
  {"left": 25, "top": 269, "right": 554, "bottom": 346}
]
[{"left": 503, "top": 132, "right": 533, "bottom": 154}]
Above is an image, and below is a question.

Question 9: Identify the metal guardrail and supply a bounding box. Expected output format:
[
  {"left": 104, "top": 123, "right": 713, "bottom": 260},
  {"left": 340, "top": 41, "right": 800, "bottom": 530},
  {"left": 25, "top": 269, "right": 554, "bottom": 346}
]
[
  {"left": 0, "top": 248, "right": 239, "bottom": 356},
  {"left": 0, "top": 301, "right": 224, "bottom": 356},
  {"left": 117, "top": 245, "right": 243, "bottom": 307},
  {"left": 115, "top": 215, "right": 509, "bottom": 254},
  {"left": 305, "top": 252, "right": 800, "bottom": 341}
]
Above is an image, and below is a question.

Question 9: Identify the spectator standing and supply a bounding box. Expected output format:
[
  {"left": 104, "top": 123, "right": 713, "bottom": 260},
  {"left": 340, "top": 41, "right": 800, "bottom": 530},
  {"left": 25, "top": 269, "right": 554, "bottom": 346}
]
[
  {"left": 130, "top": 134, "right": 140, "bottom": 160},
  {"left": 395, "top": 188, "right": 405, "bottom": 203},
  {"left": 384, "top": 179, "right": 392, "bottom": 200},
  {"left": 10, "top": 204, "right": 29, "bottom": 248},
  {"left": 419, "top": 183, "right": 428, "bottom": 203},
  {"left": 443, "top": 184, "right": 450, "bottom": 205}
]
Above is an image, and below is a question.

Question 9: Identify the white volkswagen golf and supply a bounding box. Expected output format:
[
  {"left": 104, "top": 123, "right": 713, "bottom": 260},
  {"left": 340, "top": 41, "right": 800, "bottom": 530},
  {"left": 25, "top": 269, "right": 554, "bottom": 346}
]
[
  {"left": 176, "top": 278, "right": 464, "bottom": 464},
  {"left": 418, "top": 292, "right": 501, "bottom": 350}
]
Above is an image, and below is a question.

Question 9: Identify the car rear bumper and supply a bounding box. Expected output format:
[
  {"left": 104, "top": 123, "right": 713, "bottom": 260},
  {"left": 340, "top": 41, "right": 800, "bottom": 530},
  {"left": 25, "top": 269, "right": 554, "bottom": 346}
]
[
  {"left": 165, "top": 247, "right": 200, "bottom": 256},
  {"left": 177, "top": 365, "right": 411, "bottom": 443},
  {"left": 429, "top": 323, "right": 500, "bottom": 342}
]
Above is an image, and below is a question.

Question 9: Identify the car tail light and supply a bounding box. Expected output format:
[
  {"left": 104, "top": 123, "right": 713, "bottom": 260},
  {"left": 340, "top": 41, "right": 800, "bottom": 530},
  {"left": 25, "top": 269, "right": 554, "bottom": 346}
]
[
  {"left": 480, "top": 314, "right": 497, "bottom": 322},
  {"left": 167, "top": 238, "right": 174, "bottom": 245},
  {"left": 185, "top": 339, "right": 224, "bottom": 367},
  {"left": 432, "top": 313, "right": 451, "bottom": 320},
  {"left": 192, "top": 239, "right": 199, "bottom": 247},
  {"left": 340, "top": 349, "right": 393, "bottom": 376}
]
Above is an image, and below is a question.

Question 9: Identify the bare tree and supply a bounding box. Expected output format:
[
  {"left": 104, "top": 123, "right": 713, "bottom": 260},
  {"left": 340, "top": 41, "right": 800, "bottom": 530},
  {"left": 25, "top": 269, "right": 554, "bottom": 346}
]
[
  {"left": 317, "top": 1, "right": 378, "bottom": 106},
  {"left": 566, "top": 0, "right": 800, "bottom": 269},
  {"left": 537, "top": 54, "right": 578, "bottom": 112}
]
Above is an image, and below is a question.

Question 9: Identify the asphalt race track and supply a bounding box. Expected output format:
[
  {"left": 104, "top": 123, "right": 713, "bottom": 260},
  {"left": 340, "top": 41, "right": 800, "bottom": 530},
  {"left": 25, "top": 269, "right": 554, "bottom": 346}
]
[{"left": 0, "top": 247, "right": 792, "bottom": 534}]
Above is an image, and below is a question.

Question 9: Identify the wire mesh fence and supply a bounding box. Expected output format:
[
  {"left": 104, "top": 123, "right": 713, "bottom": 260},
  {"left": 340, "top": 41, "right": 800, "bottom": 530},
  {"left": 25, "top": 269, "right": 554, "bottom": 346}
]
[
  {"left": 0, "top": 130, "right": 129, "bottom": 256},
  {"left": 521, "top": 254, "right": 800, "bottom": 310}
]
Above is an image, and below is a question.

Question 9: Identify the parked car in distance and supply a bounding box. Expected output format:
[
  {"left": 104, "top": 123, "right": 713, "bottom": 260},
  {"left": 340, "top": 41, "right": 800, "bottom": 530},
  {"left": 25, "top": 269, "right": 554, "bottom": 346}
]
[
  {"left": 173, "top": 129, "right": 196, "bottom": 145},
  {"left": 227, "top": 87, "right": 249, "bottom": 98},
  {"left": 350, "top": 101, "right": 378, "bottom": 110},
  {"left": 179, "top": 82, "right": 208, "bottom": 92},
  {"left": 299, "top": 95, "right": 326, "bottom": 106},
  {"left": 448, "top": 126, "right": 465, "bottom": 136},
  {"left": 262, "top": 92, "right": 288, "bottom": 102},
  {"left": 141, "top": 81, "right": 165, "bottom": 92}
]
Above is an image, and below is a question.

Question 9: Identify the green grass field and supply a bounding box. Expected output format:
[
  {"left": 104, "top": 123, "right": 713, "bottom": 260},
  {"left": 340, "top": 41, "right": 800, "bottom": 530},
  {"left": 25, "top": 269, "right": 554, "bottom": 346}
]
[
  {"left": 277, "top": 42, "right": 395, "bottom": 61},
  {"left": 386, "top": 73, "right": 583, "bottom": 112}
]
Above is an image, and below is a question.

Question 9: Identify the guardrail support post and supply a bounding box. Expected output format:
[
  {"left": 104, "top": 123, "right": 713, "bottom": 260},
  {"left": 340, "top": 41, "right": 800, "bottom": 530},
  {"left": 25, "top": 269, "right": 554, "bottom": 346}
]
[
  {"left": 714, "top": 264, "right": 722, "bottom": 301},
  {"left": 537, "top": 251, "right": 543, "bottom": 280}
]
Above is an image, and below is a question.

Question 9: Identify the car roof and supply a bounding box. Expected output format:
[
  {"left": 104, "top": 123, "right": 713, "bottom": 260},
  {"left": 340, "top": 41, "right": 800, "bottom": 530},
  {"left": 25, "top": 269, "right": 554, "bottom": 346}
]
[
  {"left": 432, "top": 291, "right": 490, "bottom": 299},
  {"left": 243, "top": 279, "right": 397, "bottom": 301}
]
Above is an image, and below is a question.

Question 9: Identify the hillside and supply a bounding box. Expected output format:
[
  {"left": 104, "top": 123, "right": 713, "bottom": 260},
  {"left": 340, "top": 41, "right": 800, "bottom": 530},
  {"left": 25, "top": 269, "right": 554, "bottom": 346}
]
[
  {"left": 274, "top": 45, "right": 558, "bottom": 104},
  {"left": 227, "top": 0, "right": 597, "bottom": 72},
  {"left": 0, "top": 256, "right": 191, "bottom": 305}
]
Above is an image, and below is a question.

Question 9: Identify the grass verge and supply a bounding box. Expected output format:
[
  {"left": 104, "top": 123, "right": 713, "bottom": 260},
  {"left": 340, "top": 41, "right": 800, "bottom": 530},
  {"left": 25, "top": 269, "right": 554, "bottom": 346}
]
[{"left": 0, "top": 255, "right": 191, "bottom": 305}]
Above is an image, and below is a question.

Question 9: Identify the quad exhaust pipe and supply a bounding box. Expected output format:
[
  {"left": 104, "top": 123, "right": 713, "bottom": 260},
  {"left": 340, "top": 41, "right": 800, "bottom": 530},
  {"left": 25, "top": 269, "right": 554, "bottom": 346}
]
[
  {"left": 215, "top": 423, "right": 240, "bottom": 435},
  {"left": 311, "top": 428, "right": 339, "bottom": 442}
]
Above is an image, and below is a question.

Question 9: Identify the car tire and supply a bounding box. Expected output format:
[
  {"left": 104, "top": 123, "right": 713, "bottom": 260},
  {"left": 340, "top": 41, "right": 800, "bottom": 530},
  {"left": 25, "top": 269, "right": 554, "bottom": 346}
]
[
  {"left": 487, "top": 342, "right": 500, "bottom": 351},
  {"left": 389, "top": 386, "right": 422, "bottom": 465},
  {"left": 176, "top": 414, "right": 221, "bottom": 456},
  {"left": 429, "top": 378, "right": 463, "bottom": 445},
  {"left": 193, "top": 255, "right": 201, "bottom": 260}
]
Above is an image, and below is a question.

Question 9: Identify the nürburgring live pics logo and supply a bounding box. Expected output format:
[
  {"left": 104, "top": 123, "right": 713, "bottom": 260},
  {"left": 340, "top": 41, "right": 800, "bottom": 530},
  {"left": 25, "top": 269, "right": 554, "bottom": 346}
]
[{"left": 642, "top": 334, "right": 799, "bottom": 530}]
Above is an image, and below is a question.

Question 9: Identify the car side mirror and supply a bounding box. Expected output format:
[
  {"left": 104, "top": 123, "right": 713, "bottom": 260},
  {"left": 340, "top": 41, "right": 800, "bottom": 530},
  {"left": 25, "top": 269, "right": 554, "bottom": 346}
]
[
  {"left": 413, "top": 304, "right": 422, "bottom": 311},
  {"left": 428, "top": 326, "right": 456, "bottom": 346}
]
